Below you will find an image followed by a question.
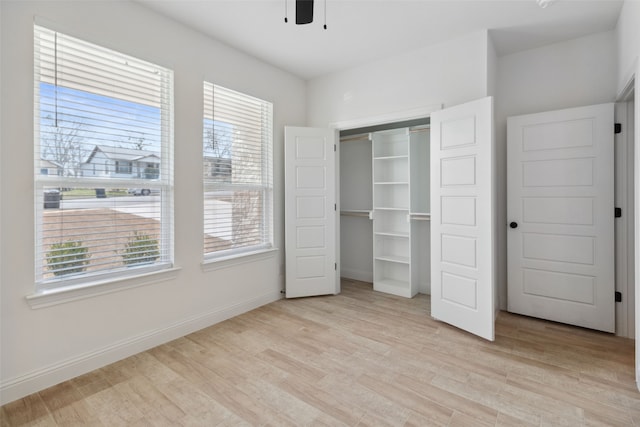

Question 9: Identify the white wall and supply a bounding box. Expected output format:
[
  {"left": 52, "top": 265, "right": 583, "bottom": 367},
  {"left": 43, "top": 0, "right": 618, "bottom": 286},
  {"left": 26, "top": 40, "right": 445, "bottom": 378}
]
[
  {"left": 0, "top": 0, "right": 306, "bottom": 404},
  {"left": 497, "top": 31, "right": 617, "bottom": 118},
  {"left": 495, "top": 31, "right": 618, "bottom": 310},
  {"left": 307, "top": 31, "right": 491, "bottom": 127}
]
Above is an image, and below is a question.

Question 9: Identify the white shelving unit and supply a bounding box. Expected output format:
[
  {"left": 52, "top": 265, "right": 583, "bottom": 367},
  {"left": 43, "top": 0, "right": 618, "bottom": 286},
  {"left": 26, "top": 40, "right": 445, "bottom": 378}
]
[{"left": 372, "top": 129, "right": 415, "bottom": 298}]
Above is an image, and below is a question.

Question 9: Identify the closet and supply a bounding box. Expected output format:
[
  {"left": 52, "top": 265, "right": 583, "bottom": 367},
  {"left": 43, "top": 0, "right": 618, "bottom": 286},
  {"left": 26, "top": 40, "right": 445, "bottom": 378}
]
[
  {"left": 286, "top": 96, "right": 496, "bottom": 341},
  {"left": 340, "top": 123, "right": 431, "bottom": 298}
]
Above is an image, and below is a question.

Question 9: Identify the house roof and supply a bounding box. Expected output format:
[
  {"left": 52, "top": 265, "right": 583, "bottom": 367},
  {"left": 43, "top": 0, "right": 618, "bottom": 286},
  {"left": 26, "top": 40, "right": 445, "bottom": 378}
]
[
  {"left": 85, "top": 145, "right": 160, "bottom": 163},
  {"left": 39, "top": 158, "right": 62, "bottom": 168}
]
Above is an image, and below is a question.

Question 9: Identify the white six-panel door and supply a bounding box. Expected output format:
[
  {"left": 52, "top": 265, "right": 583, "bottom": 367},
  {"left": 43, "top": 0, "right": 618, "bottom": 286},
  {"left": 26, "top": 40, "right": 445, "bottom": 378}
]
[
  {"left": 431, "top": 97, "right": 495, "bottom": 341},
  {"left": 285, "top": 127, "right": 338, "bottom": 298},
  {"left": 507, "top": 104, "right": 615, "bottom": 332}
]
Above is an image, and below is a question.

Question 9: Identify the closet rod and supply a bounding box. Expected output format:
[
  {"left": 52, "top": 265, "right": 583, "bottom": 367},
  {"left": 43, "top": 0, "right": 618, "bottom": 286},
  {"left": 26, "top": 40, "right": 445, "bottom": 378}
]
[
  {"left": 410, "top": 213, "right": 431, "bottom": 221},
  {"left": 340, "top": 210, "right": 371, "bottom": 218},
  {"left": 340, "top": 134, "right": 371, "bottom": 143},
  {"left": 409, "top": 125, "right": 431, "bottom": 133}
]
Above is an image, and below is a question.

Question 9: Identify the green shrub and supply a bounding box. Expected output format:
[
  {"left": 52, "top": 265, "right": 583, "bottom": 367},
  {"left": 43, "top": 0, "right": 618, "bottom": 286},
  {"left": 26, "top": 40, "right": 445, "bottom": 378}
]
[
  {"left": 122, "top": 232, "right": 159, "bottom": 266},
  {"left": 46, "top": 241, "right": 90, "bottom": 276}
]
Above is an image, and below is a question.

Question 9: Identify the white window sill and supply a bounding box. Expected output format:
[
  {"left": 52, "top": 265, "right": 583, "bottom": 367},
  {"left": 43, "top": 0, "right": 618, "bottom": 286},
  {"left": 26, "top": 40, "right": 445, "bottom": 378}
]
[
  {"left": 201, "top": 248, "right": 278, "bottom": 272},
  {"left": 26, "top": 267, "right": 182, "bottom": 309}
]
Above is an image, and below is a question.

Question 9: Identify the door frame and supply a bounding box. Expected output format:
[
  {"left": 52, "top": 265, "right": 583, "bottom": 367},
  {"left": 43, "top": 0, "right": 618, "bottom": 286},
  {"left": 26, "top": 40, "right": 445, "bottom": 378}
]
[
  {"left": 635, "top": 69, "right": 640, "bottom": 394},
  {"left": 616, "top": 63, "right": 639, "bottom": 392},
  {"left": 614, "top": 100, "right": 635, "bottom": 338},
  {"left": 616, "top": 58, "right": 640, "bottom": 391}
]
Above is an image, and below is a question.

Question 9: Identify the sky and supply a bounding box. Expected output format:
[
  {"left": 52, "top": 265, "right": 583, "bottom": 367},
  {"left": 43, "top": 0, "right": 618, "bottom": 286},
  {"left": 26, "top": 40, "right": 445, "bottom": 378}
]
[
  {"left": 39, "top": 82, "right": 163, "bottom": 158},
  {"left": 40, "top": 82, "right": 234, "bottom": 164}
]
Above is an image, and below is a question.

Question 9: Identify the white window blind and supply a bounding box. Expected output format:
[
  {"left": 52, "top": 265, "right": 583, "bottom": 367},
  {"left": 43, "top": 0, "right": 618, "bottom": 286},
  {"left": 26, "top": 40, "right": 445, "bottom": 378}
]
[
  {"left": 203, "top": 82, "right": 273, "bottom": 258},
  {"left": 34, "top": 25, "right": 174, "bottom": 289}
]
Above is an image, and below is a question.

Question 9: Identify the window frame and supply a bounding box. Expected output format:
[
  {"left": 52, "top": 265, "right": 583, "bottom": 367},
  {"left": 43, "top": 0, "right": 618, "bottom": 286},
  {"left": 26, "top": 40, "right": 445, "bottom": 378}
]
[{"left": 33, "top": 25, "right": 175, "bottom": 292}]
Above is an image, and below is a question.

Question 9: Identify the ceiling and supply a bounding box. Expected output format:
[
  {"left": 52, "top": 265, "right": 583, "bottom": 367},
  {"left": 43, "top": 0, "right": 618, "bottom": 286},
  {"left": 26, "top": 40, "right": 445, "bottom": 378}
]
[{"left": 135, "top": 0, "right": 624, "bottom": 79}]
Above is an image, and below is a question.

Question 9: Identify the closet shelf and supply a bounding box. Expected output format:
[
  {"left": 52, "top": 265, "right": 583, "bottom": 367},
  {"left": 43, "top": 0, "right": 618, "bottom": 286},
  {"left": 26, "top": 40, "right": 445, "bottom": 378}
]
[
  {"left": 374, "top": 278, "right": 412, "bottom": 296},
  {"left": 374, "top": 181, "right": 409, "bottom": 185},
  {"left": 375, "top": 230, "right": 409, "bottom": 238},
  {"left": 373, "top": 155, "right": 408, "bottom": 161},
  {"left": 375, "top": 255, "right": 410, "bottom": 264}
]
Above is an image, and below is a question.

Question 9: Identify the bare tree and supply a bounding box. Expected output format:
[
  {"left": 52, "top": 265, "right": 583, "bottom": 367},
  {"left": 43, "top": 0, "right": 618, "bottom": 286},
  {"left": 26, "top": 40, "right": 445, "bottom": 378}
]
[
  {"left": 41, "top": 116, "right": 88, "bottom": 177},
  {"left": 123, "top": 131, "right": 148, "bottom": 151},
  {"left": 204, "top": 125, "right": 232, "bottom": 181},
  {"left": 204, "top": 126, "right": 232, "bottom": 158}
]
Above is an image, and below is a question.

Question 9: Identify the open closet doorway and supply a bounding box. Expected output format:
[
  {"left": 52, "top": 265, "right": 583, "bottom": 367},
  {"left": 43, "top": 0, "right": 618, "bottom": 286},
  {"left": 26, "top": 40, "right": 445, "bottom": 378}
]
[
  {"left": 338, "top": 117, "right": 431, "bottom": 298},
  {"left": 285, "top": 98, "right": 497, "bottom": 341}
]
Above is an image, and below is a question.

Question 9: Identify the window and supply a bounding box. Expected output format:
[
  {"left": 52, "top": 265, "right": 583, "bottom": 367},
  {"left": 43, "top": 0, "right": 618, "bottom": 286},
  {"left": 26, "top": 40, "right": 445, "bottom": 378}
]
[
  {"left": 115, "top": 161, "right": 132, "bottom": 174},
  {"left": 34, "top": 26, "right": 174, "bottom": 290},
  {"left": 203, "top": 82, "right": 273, "bottom": 259}
]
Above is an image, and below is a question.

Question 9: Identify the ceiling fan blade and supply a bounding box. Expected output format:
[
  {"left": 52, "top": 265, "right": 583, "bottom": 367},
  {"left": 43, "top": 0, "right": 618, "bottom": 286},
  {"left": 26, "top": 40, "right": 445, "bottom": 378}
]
[{"left": 296, "top": 0, "right": 314, "bottom": 24}]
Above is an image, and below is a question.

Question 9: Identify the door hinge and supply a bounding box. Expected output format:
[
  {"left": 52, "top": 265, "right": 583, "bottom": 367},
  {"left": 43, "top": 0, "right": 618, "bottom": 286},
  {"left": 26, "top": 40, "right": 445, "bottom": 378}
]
[
  {"left": 334, "top": 203, "right": 337, "bottom": 211},
  {"left": 335, "top": 263, "right": 337, "bottom": 271},
  {"left": 334, "top": 144, "right": 337, "bottom": 152},
  {"left": 615, "top": 291, "right": 622, "bottom": 302},
  {"left": 615, "top": 123, "right": 622, "bottom": 134},
  {"left": 615, "top": 207, "right": 622, "bottom": 218}
]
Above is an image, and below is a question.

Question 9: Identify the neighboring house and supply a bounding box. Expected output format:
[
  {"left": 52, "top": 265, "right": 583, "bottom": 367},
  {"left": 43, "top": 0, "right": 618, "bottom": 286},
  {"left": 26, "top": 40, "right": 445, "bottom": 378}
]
[
  {"left": 203, "top": 155, "right": 232, "bottom": 182},
  {"left": 82, "top": 145, "right": 160, "bottom": 179},
  {"left": 38, "top": 158, "right": 63, "bottom": 176}
]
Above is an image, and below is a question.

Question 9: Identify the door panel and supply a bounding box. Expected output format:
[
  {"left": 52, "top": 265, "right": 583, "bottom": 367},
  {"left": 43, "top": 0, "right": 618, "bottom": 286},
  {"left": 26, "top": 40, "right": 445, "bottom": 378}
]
[
  {"left": 507, "top": 103, "right": 614, "bottom": 332},
  {"left": 285, "top": 127, "right": 338, "bottom": 298},
  {"left": 431, "top": 97, "right": 495, "bottom": 341}
]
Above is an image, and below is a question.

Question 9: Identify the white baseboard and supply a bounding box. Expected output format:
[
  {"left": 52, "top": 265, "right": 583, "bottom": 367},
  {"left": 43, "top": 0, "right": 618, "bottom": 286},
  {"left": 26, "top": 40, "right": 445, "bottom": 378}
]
[
  {"left": 340, "top": 268, "right": 373, "bottom": 283},
  {"left": 0, "top": 290, "right": 282, "bottom": 405}
]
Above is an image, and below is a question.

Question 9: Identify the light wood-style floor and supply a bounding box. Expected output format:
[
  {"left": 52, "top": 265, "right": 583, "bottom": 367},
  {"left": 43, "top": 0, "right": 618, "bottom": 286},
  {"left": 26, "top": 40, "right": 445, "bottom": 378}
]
[{"left": 2, "top": 279, "right": 638, "bottom": 426}]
